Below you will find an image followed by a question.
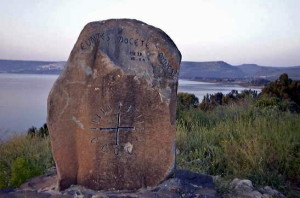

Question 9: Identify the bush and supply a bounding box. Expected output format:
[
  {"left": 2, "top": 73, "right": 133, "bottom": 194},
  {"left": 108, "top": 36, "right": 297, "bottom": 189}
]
[
  {"left": 199, "top": 90, "right": 258, "bottom": 111},
  {"left": 10, "top": 157, "right": 43, "bottom": 187},
  {"left": 177, "top": 93, "right": 199, "bottom": 119},
  {"left": 9, "top": 157, "right": 30, "bottom": 187},
  {"left": 177, "top": 93, "right": 199, "bottom": 110},
  {"left": 261, "top": 73, "right": 300, "bottom": 113},
  {"left": 0, "top": 134, "right": 53, "bottom": 188},
  {"left": 0, "top": 162, "right": 8, "bottom": 189}
]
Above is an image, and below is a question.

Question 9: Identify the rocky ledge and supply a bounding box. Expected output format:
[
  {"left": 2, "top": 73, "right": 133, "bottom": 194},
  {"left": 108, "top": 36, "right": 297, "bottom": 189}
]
[
  {"left": 0, "top": 168, "right": 286, "bottom": 198},
  {"left": 224, "top": 178, "right": 285, "bottom": 198},
  {"left": 0, "top": 169, "right": 219, "bottom": 198}
]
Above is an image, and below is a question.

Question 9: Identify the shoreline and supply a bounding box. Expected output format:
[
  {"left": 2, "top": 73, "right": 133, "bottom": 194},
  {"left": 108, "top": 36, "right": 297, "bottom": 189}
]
[{"left": 181, "top": 78, "right": 265, "bottom": 89}]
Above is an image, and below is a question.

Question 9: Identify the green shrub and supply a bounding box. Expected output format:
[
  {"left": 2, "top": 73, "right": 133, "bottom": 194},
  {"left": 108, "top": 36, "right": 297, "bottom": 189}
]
[
  {"left": 177, "top": 93, "right": 199, "bottom": 119},
  {"left": 261, "top": 73, "right": 300, "bottom": 105},
  {"left": 0, "top": 134, "right": 53, "bottom": 188},
  {"left": 177, "top": 93, "right": 199, "bottom": 110},
  {"left": 199, "top": 90, "right": 258, "bottom": 111},
  {"left": 10, "top": 157, "right": 43, "bottom": 187},
  {"left": 256, "top": 97, "right": 300, "bottom": 113},
  {"left": 0, "top": 162, "right": 8, "bottom": 188},
  {"left": 10, "top": 157, "right": 30, "bottom": 187},
  {"left": 259, "top": 73, "right": 300, "bottom": 113}
]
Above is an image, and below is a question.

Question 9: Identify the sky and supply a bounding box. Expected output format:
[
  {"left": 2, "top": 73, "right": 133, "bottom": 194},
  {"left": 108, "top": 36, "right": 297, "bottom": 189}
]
[{"left": 0, "top": 0, "right": 299, "bottom": 66}]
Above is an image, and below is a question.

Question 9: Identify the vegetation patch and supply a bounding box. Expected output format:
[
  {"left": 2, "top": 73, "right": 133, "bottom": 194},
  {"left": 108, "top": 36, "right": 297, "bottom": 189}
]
[
  {"left": 177, "top": 74, "right": 300, "bottom": 196},
  {"left": 0, "top": 127, "right": 53, "bottom": 188}
]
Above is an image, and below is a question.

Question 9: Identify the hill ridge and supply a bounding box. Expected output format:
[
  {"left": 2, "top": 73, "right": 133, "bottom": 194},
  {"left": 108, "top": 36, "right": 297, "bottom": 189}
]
[
  {"left": 180, "top": 61, "right": 300, "bottom": 80},
  {"left": 0, "top": 59, "right": 299, "bottom": 80}
]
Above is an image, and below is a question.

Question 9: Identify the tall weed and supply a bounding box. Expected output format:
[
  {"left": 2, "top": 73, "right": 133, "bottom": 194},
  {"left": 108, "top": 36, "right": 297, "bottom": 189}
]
[{"left": 177, "top": 101, "right": 300, "bottom": 192}]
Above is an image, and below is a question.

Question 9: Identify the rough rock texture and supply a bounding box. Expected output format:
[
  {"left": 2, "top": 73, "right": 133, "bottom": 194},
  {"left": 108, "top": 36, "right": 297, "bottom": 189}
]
[
  {"left": 226, "top": 178, "right": 285, "bottom": 198},
  {"left": 0, "top": 169, "right": 219, "bottom": 198},
  {"left": 47, "top": 19, "right": 181, "bottom": 191}
]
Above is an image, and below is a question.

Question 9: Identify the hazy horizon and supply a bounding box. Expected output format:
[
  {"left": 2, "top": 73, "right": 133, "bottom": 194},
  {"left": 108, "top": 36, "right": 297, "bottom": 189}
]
[
  {"left": 0, "top": 0, "right": 300, "bottom": 66},
  {"left": 1, "top": 58, "right": 300, "bottom": 68}
]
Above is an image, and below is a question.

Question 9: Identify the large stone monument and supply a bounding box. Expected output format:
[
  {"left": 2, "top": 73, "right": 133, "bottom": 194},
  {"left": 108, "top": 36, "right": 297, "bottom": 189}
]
[{"left": 48, "top": 19, "right": 181, "bottom": 191}]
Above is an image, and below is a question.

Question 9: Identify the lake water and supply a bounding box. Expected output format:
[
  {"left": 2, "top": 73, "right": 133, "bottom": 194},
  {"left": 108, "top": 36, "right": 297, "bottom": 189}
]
[
  {"left": 0, "top": 74, "right": 58, "bottom": 138},
  {"left": 0, "top": 74, "right": 260, "bottom": 138},
  {"left": 178, "top": 79, "right": 261, "bottom": 101}
]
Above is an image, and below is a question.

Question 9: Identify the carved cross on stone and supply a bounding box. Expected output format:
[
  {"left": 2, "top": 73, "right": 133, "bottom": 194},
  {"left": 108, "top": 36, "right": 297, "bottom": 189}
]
[{"left": 91, "top": 103, "right": 135, "bottom": 155}]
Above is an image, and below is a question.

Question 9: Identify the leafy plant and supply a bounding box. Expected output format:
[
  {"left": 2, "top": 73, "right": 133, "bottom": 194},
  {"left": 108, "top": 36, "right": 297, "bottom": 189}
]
[
  {"left": 0, "top": 131, "right": 53, "bottom": 188},
  {"left": 10, "top": 157, "right": 43, "bottom": 187}
]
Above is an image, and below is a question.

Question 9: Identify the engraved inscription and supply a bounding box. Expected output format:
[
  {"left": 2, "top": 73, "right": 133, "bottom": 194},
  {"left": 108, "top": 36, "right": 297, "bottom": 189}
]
[
  {"left": 90, "top": 103, "right": 144, "bottom": 156},
  {"left": 80, "top": 29, "right": 153, "bottom": 62},
  {"left": 119, "top": 36, "right": 150, "bottom": 49},
  {"left": 80, "top": 29, "right": 178, "bottom": 77},
  {"left": 81, "top": 31, "right": 150, "bottom": 51},
  {"left": 81, "top": 32, "right": 110, "bottom": 50},
  {"left": 129, "top": 51, "right": 146, "bottom": 62},
  {"left": 158, "top": 52, "right": 178, "bottom": 76}
]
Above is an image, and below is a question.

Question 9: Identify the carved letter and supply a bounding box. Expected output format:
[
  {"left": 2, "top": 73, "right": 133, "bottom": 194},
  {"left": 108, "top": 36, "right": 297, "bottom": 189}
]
[
  {"left": 85, "top": 40, "right": 91, "bottom": 46},
  {"left": 100, "top": 33, "right": 105, "bottom": 40},
  {"left": 81, "top": 43, "right": 86, "bottom": 50},
  {"left": 129, "top": 38, "right": 134, "bottom": 45},
  {"left": 134, "top": 39, "right": 139, "bottom": 46}
]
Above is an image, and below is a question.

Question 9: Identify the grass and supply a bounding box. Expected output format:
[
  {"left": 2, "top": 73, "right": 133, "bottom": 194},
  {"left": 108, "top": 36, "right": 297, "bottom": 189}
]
[
  {"left": 176, "top": 99, "right": 300, "bottom": 195},
  {"left": 0, "top": 134, "right": 53, "bottom": 188}
]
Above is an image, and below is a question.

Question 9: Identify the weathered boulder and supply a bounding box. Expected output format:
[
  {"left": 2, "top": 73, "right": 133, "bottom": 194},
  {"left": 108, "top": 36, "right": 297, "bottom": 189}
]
[{"left": 47, "top": 19, "right": 181, "bottom": 190}]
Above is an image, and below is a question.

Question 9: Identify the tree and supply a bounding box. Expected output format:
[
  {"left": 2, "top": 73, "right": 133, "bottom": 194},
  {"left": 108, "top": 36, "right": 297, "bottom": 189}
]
[
  {"left": 199, "top": 89, "right": 258, "bottom": 111},
  {"left": 177, "top": 93, "right": 199, "bottom": 111},
  {"left": 259, "top": 73, "right": 300, "bottom": 112},
  {"left": 261, "top": 73, "right": 300, "bottom": 105}
]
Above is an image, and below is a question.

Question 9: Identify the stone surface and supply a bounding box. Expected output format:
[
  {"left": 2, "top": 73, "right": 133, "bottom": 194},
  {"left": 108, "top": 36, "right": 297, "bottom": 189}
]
[
  {"left": 226, "top": 178, "right": 286, "bottom": 198},
  {"left": 258, "top": 186, "right": 285, "bottom": 198},
  {"left": 0, "top": 169, "right": 219, "bottom": 198},
  {"left": 47, "top": 19, "right": 181, "bottom": 190}
]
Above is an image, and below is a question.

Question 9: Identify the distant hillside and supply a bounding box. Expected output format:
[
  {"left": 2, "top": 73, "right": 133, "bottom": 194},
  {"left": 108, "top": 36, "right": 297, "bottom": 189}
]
[
  {"left": 237, "top": 64, "right": 300, "bottom": 80},
  {"left": 0, "top": 59, "right": 65, "bottom": 74},
  {"left": 180, "top": 61, "right": 300, "bottom": 80},
  {"left": 180, "top": 61, "right": 244, "bottom": 79},
  {"left": 1, "top": 59, "right": 300, "bottom": 80}
]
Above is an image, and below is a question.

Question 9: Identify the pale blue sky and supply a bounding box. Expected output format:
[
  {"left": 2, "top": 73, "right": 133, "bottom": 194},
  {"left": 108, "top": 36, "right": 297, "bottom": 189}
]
[{"left": 0, "top": 0, "right": 299, "bottom": 66}]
